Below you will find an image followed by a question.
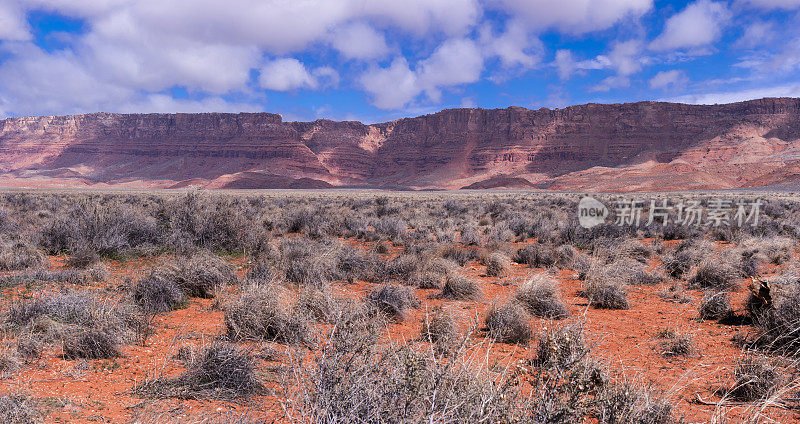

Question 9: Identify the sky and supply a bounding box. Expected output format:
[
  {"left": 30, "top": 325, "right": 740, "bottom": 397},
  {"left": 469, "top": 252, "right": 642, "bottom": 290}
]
[{"left": 0, "top": 0, "right": 799, "bottom": 123}]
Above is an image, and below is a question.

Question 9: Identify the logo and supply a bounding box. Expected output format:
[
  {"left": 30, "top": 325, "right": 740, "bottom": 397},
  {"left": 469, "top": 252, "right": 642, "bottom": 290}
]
[{"left": 578, "top": 196, "right": 609, "bottom": 228}]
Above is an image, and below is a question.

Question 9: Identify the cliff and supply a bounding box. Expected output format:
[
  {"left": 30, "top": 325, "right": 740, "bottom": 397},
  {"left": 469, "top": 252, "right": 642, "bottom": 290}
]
[{"left": 1, "top": 98, "right": 799, "bottom": 191}]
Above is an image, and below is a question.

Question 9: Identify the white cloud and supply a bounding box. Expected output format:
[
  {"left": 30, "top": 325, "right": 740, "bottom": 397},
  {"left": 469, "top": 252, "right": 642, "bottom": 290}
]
[
  {"left": 649, "top": 69, "right": 689, "bottom": 90},
  {"left": 259, "top": 58, "right": 321, "bottom": 91},
  {"left": 360, "top": 57, "right": 419, "bottom": 110},
  {"left": 361, "top": 38, "right": 484, "bottom": 109},
  {"left": 479, "top": 20, "right": 543, "bottom": 68},
  {"left": 591, "top": 75, "right": 630, "bottom": 92},
  {"left": 650, "top": 0, "right": 731, "bottom": 51},
  {"left": 553, "top": 49, "right": 610, "bottom": 80},
  {"left": 0, "top": 1, "right": 31, "bottom": 41},
  {"left": 740, "top": 0, "right": 800, "bottom": 9},
  {"left": 608, "top": 39, "right": 644, "bottom": 76},
  {"left": 489, "top": 0, "right": 653, "bottom": 34},
  {"left": 666, "top": 83, "right": 800, "bottom": 104},
  {"left": 735, "top": 21, "right": 776, "bottom": 48},
  {"left": 330, "top": 22, "right": 389, "bottom": 60}
]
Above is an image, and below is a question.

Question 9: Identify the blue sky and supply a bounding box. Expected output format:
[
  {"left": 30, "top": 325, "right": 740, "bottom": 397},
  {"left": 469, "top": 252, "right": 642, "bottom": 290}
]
[{"left": 0, "top": 0, "right": 799, "bottom": 123}]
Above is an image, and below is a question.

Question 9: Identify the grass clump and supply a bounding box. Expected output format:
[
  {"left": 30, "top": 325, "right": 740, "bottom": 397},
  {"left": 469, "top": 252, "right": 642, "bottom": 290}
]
[
  {"left": 136, "top": 343, "right": 262, "bottom": 400},
  {"left": 438, "top": 273, "right": 481, "bottom": 301},
  {"left": 728, "top": 355, "right": 785, "bottom": 402},
  {"left": 0, "top": 393, "right": 41, "bottom": 424},
  {"left": 485, "top": 302, "right": 532, "bottom": 344},
  {"left": 688, "top": 260, "right": 739, "bottom": 291},
  {"left": 132, "top": 269, "right": 186, "bottom": 314},
  {"left": 698, "top": 292, "right": 733, "bottom": 321},
  {"left": 514, "top": 274, "right": 570, "bottom": 319},
  {"left": 224, "top": 283, "right": 311, "bottom": 345},
  {"left": 367, "top": 284, "right": 420, "bottom": 321},
  {"left": 62, "top": 329, "right": 121, "bottom": 359},
  {"left": 484, "top": 252, "right": 510, "bottom": 277}
]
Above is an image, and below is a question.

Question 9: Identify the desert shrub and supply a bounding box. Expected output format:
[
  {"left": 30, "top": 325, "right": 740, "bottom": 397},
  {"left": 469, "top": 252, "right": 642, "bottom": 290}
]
[
  {"left": 62, "top": 329, "right": 120, "bottom": 359},
  {"left": 65, "top": 248, "right": 99, "bottom": 268},
  {"left": 553, "top": 245, "right": 575, "bottom": 268},
  {"left": 728, "top": 355, "right": 785, "bottom": 402},
  {"left": 438, "top": 273, "right": 481, "bottom": 301},
  {"left": 373, "top": 217, "right": 407, "bottom": 240},
  {"left": 283, "top": 329, "right": 517, "bottom": 423},
  {"left": 367, "top": 284, "right": 420, "bottom": 321},
  {"left": 0, "top": 240, "right": 47, "bottom": 271},
  {"left": 617, "top": 239, "right": 651, "bottom": 263},
  {"left": 485, "top": 302, "right": 532, "bottom": 344},
  {"left": 656, "top": 284, "right": 691, "bottom": 304},
  {"left": 224, "top": 284, "right": 310, "bottom": 345},
  {"left": 747, "top": 282, "right": 800, "bottom": 353},
  {"left": 378, "top": 254, "right": 421, "bottom": 284},
  {"left": 662, "top": 240, "right": 711, "bottom": 279},
  {"left": 296, "top": 287, "right": 337, "bottom": 322},
  {"left": 656, "top": 331, "right": 693, "bottom": 357},
  {"left": 137, "top": 343, "right": 262, "bottom": 400},
  {"left": 461, "top": 225, "right": 483, "bottom": 246},
  {"left": 583, "top": 280, "right": 628, "bottom": 310},
  {"left": 441, "top": 245, "right": 480, "bottom": 266},
  {"left": 336, "top": 246, "right": 378, "bottom": 284},
  {"left": 688, "top": 260, "right": 739, "bottom": 291},
  {"left": 698, "top": 292, "right": 733, "bottom": 321},
  {"left": 0, "top": 393, "right": 41, "bottom": 424},
  {"left": 421, "top": 307, "right": 458, "bottom": 347},
  {"left": 132, "top": 269, "right": 186, "bottom": 314},
  {"left": 4, "top": 291, "right": 141, "bottom": 345},
  {"left": 532, "top": 323, "right": 591, "bottom": 369},
  {"left": 514, "top": 243, "right": 555, "bottom": 268},
  {"left": 594, "top": 382, "right": 676, "bottom": 424},
  {"left": 515, "top": 274, "right": 569, "bottom": 319},
  {"left": 180, "top": 251, "right": 238, "bottom": 298},
  {"left": 484, "top": 252, "right": 510, "bottom": 277},
  {"left": 280, "top": 237, "right": 339, "bottom": 287}
]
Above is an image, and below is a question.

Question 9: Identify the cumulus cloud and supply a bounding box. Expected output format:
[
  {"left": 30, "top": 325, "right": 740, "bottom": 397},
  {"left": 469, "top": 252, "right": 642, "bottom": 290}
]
[
  {"left": 361, "top": 38, "right": 484, "bottom": 109},
  {"left": 666, "top": 83, "right": 800, "bottom": 104},
  {"left": 649, "top": 69, "right": 689, "bottom": 90},
  {"left": 0, "top": 1, "right": 31, "bottom": 41},
  {"left": 489, "top": 0, "right": 653, "bottom": 34},
  {"left": 258, "top": 58, "right": 339, "bottom": 91},
  {"left": 553, "top": 49, "right": 609, "bottom": 80},
  {"left": 330, "top": 22, "right": 390, "bottom": 60},
  {"left": 591, "top": 75, "right": 631, "bottom": 92},
  {"left": 740, "top": 0, "right": 800, "bottom": 9},
  {"left": 479, "top": 20, "right": 543, "bottom": 69},
  {"left": 650, "top": 0, "right": 731, "bottom": 51}
]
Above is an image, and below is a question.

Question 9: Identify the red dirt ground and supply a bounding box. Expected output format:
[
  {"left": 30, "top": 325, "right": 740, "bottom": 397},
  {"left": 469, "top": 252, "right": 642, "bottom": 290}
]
[{"left": 0, "top": 239, "right": 797, "bottom": 424}]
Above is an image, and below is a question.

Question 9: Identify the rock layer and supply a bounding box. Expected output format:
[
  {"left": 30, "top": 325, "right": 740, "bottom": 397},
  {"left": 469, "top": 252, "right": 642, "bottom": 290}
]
[{"left": 1, "top": 98, "right": 799, "bottom": 191}]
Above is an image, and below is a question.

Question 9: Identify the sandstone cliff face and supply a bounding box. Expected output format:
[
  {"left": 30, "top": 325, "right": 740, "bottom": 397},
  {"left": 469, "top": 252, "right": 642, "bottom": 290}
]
[{"left": 1, "top": 98, "right": 799, "bottom": 191}]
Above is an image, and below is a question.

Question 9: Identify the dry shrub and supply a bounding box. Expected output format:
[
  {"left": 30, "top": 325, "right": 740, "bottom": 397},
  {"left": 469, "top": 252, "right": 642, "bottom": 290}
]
[
  {"left": 594, "top": 382, "right": 676, "bottom": 424},
  {"left": 689, "top": 260, "right": 739, "bottom": 291},
  {"left": 132, "top": 269, "right": 186, "bottom": 314},
  {"left": 662, "top": 240, "right": 711, "bottom": 279},
  {"left": 485, "top": 302, "right": 532, "bottom": 344},
  {"left": 515, "top": 274, "right": 570, "bottom": 319},
  {"left": 532, "top": 323, "right": 591, "bottom": 369},
  {"left": 0, "top": 240, "right": 47, "bottom": 271},
  {"left": 65, "top": 248, "right": 99, "bottom": 269},
  {"left": 438, "top": 273, "right": 481, "bottom": 301},
  {"left": 180, "top": 251, "right": 238, "bottom": 298},
  {"left": 747, "top": 282, "right": 800, "bottom": 353},
  {"left": 224, "top": 283, "right": 311, "bottom": 345},
  {"left": 656, "top": 331, "right": 693, "bottom": 357},
  {"left": 514, "top": 243, "right": 555, "bottom": 268},
  {"left": 728, "top": 354, "right": 785, "bottom": 402},
  {"left": 367, "top": 284, "right": 420, "bottom": 321},
  {"left": 583, "top": 266, "right": 629, "bottom": 310},
  {"left": 698, "top": 292, "right": 733, "bottom": 321},
  {"left": 136, "top": 343, "right": 262, "bottom": 400},
  {"left": 62, "top": 329, "right": 120, "bottom": 359},
  {"left": 484, "top": 252, "right": 511, "bottom": 277},
  {"left": 421, "top": 306, "right": 458, "bottom": 347},
  {"left": 657, "top": 284, "right": 691, "bottom": 304},
  {"left": 0, "top": 393, "right": 41, "bottom": 424}
]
